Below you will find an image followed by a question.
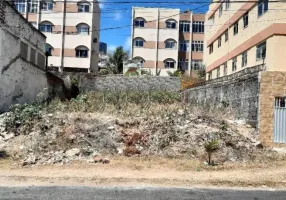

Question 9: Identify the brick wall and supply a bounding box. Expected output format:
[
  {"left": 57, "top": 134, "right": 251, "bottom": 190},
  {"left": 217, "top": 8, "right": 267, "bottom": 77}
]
[{"left": 259, "top": 71, "right": 286, "bottom": 147}]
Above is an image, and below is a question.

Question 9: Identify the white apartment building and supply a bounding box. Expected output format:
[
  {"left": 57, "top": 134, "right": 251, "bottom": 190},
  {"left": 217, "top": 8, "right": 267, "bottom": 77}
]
[
  {"left": 204, "top": 0, "right": 286, "bottom": 80},
  {"left": 13, "top": 0, "right": 100, "bottom": 73},
  {"left": 131, "top": 7, "right": 205, "bottom": 76}
]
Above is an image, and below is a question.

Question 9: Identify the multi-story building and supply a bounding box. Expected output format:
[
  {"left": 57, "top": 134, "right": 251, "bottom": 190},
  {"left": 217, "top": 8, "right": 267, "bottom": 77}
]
[
  {"left": 99, "top": 42, "right": 108, "bottom": 68},
  {"left": 130, "top": 7, "right": 205, "bottom": 76},
  {"left": 13, "top": 0, "right": 100, "bottom": 73},
  {"left": 99, "top": 42, "right": 107, "bottom": 55},
  {"left": 204, "top": 0, "right": 286, "bottom": 80}
]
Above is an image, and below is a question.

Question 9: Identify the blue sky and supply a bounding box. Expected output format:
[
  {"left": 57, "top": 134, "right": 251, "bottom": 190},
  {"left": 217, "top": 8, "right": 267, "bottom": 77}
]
[{"left": 99, "top": 0, "right": 209, "bottom": 53}]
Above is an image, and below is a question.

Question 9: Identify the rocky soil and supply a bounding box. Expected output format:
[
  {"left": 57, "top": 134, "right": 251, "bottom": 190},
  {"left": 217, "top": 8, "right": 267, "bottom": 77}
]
[{"left": 0, "top": 104, "right": 278, "bottom": 166}]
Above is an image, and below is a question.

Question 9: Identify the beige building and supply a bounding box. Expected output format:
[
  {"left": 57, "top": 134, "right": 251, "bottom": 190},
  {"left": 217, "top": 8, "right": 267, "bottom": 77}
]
[
  {"left": 130, "top": 7, "right": 205, "bottom": 76},
  {"left": 204, "top": 0, "right": 286, "bottom": 80},
  {"left": 13, "top": 0, "right": 100, "bottom": 73}
]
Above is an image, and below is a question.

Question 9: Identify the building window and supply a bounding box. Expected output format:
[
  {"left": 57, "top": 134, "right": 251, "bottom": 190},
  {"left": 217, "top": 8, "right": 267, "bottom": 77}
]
[
  {"left": 209, "top": 43, "right": 213, "bottom": 54},
  {"left": 191, "top": 60, "right": 203, "bottom": 70},
  {"left": 192, "top": 21, "right": 204, "bottom": 33},
  {"left": 78, "top": 3, "right": 90, "bottom": 12},
  {"left": 243, "top": 12, "right": 249, "bottom": 28},
  {"left": 14, "top": 0, "right": 26, "bottom": 13},
  {"left": 165, "top": 39, "right": 176, "bottom": 49},
  {"left": 258, "top": 0, "right": 268, "bottom": 17},
  {"left": 179, "top": 21, "right": 190, "bottom": 32},
  {"left": 223, "top": 63, "right": 227, "bottom": 75},
  {"left": 29, "top": 0, "right": 38, "bottom": 13},
  {"left": 76, "top": 46, "right": 89, "bottom": 58},
  {"left": 30, "top": 48, "right": 36, "bottom": 65},
  {"left": 45, "top": 44, "right": 53, "bottom": 56},
  {"left": 164, "top": 59, "right": 176, "bottom": 68},
  {"left": 225, "top": 31, "right": 228, "bottom": 42},
  {"left": 39, "top": 22, "right": 53, "bottom": 32},
  {"left": 178, "top": 59, "right": 189, "bottom": 70},
  {"left": 134, "top": 38, "right": 144, "bottom": 47},
  {"left": 218, "top": 37, "right": 222, "bottom": 48},
  {"left": 133, "top": 56, "right": 145, "bottom": 64},
  {"left": 42, "top": 0, "right": 53, "bottom": 11},
  {"left": 232, "top": 57, "right": 237, "bottom": 72},
  {"left": 20, "top": 41, "right": 28, "bottom": 60},
  {"left": 219, "top": 5, "right": 223, "bottom": 17},
  {"left": 233, "top": 21, "right": 238, "bottom": 35},
  {"left": 166, "top": 20, "right": 176, "bottom": 29},
  {"left": 134, "top": 18, "right": 145, "bottom": 27},
  {"left": 192, "top": 41, "right": 203, "bottom": 52},
  {"left": 216, "top": 68, "right": 220, "bottom": 78},
  {"left": 225, "top": 0, "right": 230, "bottom": 10},
  {"left": 242, "top": 51, "right": 247, "bottom": 67},
  {"left": 179, "top": 40, "right": 189, "bottom": 52},
  {"left": 256, "top": 41, "right": 266, "bottom": 60},
  {"left": 37, "top": 53, "right": 46, "bottom": 69},
  {"left": 77, "top": 23, "right": 89, "bottom": 35}
]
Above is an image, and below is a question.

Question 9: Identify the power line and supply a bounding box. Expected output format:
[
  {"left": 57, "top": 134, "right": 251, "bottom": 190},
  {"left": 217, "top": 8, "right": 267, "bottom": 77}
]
[
  {"left": 10, "top": 4, "right": 286, "bottom": 33},
  {"left": 6, "top": 0, "right": 286, "bottom": 3},
  {"left": 6, "top": 7, "right": 286, "bottom": 16}
]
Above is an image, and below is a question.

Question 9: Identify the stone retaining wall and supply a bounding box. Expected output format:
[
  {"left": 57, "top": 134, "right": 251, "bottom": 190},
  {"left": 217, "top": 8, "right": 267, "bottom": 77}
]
[
  {"left": 183, "top": 65, "right": 265, "bottom": 124},
  {"left": 56, "top": 73, "right": 181, "bottom": 92}
]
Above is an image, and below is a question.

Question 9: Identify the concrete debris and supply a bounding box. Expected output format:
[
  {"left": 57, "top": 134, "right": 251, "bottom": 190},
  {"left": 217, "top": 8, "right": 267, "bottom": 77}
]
[
  {"left": 65, "top": 148, "right": 80, "bottom": 157},
  {"left": 0, "top": 106, "right": 277, "bottom": 166}
]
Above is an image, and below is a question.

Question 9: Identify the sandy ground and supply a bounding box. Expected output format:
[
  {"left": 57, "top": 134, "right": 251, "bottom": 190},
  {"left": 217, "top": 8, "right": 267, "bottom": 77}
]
[{"left": 0, "top": 157, "right": 286, "bottom": 189}]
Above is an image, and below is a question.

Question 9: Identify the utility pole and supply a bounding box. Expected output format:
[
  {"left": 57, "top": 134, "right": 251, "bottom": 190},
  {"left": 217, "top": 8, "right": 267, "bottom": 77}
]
[
  {"left": 25, "top": 0, "right": 29, "bottom": 20},
  {"left": 155, "top": 8, "right": 159, "bottom": 76},
  {"left": 60, "top": 0, "right": 67, "bottom": 73}
]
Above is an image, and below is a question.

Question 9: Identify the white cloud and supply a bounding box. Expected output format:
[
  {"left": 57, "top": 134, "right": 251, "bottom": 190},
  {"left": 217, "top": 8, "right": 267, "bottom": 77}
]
[
  {"left": 98, "top": 0, "right": 104, "bottom": 9},
  {"left": 108, "top": 45, "right": 116, "bottom": 52},
  {"left": 114, "top": 12, "right": 122, "bottom": 21},
  {"left": 124, "top": 36, "right": 131, "bottom": 51}
]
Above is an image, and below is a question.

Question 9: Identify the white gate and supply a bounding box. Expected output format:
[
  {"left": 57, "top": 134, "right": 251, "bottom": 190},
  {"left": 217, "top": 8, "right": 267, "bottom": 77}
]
[{"left": 274, "top": 97, "right": 286, "bottom": 143}]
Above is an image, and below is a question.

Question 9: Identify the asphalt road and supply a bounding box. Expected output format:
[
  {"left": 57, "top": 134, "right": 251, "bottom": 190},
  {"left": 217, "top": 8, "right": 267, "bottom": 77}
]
[{"left": 0, "top": 187, "right": 285, "bottom": 200}]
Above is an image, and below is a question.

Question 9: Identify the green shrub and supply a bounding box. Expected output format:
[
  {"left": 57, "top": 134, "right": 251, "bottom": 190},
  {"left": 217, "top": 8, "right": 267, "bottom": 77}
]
[
  {"left": 220, "top": 120, "right": 228, "bottom": 131},
  {"left": 204, "top": 139, "right": 219, "bottom": 165},
  {"left": 4, "top": 103, "right": 42, "bottom": 132}
]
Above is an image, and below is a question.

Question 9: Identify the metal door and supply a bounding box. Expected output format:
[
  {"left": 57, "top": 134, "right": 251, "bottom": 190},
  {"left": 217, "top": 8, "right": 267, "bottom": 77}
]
[{"left": 274, "top": 97, "right": 286, "bottom": 143}]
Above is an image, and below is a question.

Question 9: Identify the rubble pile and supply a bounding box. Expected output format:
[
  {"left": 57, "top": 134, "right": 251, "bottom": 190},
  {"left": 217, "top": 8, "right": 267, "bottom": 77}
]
[{"left": 0, "top": 105, "right": 274, "bottom": 166}]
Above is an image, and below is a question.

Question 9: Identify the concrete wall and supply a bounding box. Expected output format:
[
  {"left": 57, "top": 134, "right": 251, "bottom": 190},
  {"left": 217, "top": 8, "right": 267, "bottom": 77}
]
[
  {"left": 0, "top": 2, "right": 67, "bottom": 113},
  {"left": 183, "top": 65, "right": 264, "bottom": 123},
  {"left": 0, "top": 59, "right": 66, "bottom": 113}
]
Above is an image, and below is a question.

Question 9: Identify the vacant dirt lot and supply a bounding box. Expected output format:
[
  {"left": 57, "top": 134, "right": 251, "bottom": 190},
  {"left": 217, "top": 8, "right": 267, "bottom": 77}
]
[
  {"left": 1, "top": 157, "right": 286, "bottom": 188},
  {"left": 1, "top": 93, "right": 286, "bottom": 189}
]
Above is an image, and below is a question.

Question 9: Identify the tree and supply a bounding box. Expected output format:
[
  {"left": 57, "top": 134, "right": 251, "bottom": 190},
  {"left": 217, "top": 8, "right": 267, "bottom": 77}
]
[
  {"left": 204, "top": 139, "right": 219, "bottom": 165},
  {"left": 99, "top": 46, "right": 129, "bottom": 75},
  {"left": 109, "top": 46, "right": 129, "bottom": 74},
  {"left": 197, "top": 64, "right": 206, "bottom": 79}
]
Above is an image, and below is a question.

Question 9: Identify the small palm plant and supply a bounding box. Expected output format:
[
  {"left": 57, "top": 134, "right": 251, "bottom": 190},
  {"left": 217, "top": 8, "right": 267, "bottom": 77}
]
[{"left": 204, "top": 139, "right": 219, "bottom": 165}]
